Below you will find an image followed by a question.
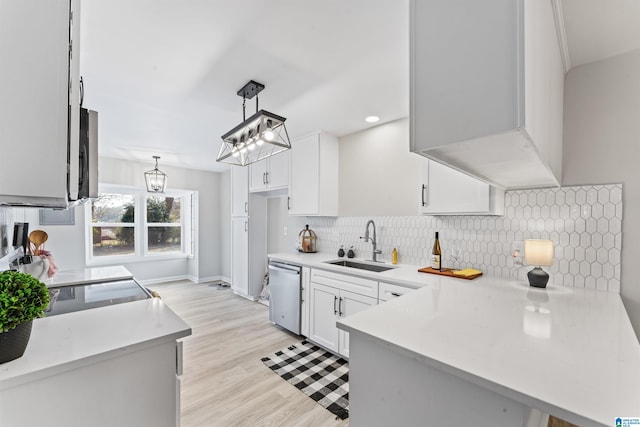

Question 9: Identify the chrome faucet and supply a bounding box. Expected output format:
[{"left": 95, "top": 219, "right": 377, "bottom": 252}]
[{"left": 361, "top": 220, "right": 382, "bottom": 262}]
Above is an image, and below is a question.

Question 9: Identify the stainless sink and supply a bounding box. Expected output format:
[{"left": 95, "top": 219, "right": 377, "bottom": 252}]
[{"left": 325, "top": 259, "right": 395, "bottom": 272}]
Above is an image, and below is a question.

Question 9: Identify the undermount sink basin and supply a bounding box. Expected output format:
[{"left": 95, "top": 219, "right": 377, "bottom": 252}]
[{"left": 325, "top": 259, "right": 395, "bottom": 273}]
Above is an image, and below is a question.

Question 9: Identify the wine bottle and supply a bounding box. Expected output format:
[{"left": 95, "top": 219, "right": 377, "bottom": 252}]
[{"left": 431, "top": 232, "right": 441, "bottom": 271}]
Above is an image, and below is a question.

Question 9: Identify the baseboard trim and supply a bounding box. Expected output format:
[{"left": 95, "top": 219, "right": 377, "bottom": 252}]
[
  {"left": 137, "top": 275, "right": 189, "bottom": 286},
  {"left": 188, "top": 275, "right": 231, "bottom": 284}
]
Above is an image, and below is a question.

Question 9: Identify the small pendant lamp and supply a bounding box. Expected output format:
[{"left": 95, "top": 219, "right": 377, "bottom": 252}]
[{"left": 144, "top": 155, "right": 168, "bottom": 193}]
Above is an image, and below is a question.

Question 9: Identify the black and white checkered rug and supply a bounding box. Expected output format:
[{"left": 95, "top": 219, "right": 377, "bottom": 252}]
[{"left": 261, "top": 341, "right": 349, "bottom": 420}]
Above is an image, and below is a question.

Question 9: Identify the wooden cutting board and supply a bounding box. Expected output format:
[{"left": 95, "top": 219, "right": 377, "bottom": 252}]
[{"left": 417, "top": 267, "right": 483, "bottom": 280}]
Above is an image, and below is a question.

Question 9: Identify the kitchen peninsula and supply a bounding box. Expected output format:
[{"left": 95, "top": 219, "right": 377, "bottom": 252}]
[
  {"left": 269, "top": 252, "right": 640, "bottom": 427},
  {"left": 0, "top": 267, "right": 191, "bottom": 427},
  {"left": 339, "top": 274, "right": 640, "bottom": 427}
]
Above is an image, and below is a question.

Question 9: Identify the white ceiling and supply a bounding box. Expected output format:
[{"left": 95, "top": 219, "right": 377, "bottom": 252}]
[{"left": 80, "top": 0, "right": 640, "bottom": 173}]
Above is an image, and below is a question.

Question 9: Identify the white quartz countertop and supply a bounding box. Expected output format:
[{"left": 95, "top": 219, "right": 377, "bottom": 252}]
[
  {"left": 45, "top": 265, "right": 134, "bottom": 287},
  {"left": 338, "top": 276, "right": 640, "bottom": 427},
  {"left": 269, "top": 252, "right": 640, "bottom": 426},
  {"left": 0, "top": 298, "right": 191, "bottom": 389},
  {"left": 268, "top": 252, "right": 437, "bottom": 289}
]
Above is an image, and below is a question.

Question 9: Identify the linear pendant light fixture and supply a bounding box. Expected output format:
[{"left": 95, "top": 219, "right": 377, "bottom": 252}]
[
  {"left": 216, "top": 80, "right": 291, "bottom": 167},
  {"left": 144, "top": 155, "right": 168, "bottom": 193}
]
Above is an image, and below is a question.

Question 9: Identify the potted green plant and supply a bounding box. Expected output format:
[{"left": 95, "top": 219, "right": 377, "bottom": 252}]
[{"left": 0, "top": 270, "right": 50, "bottom": 364}]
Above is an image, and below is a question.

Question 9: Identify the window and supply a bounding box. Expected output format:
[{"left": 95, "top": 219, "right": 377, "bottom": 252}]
[
  {"left": 91, "top": 193, "right": 136, "bottom": 257},
  {"left": 86, "top": 185, "right": 194, "bottom": 264},
  {"left": 146, "top": 195, "right": 182, "bottom": 253}
]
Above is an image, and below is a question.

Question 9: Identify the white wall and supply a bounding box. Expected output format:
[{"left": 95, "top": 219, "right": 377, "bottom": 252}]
[
  {"left": 8, "top": 206, "right": 86, "bottom": 271},
  {"left": 218, "top": 170, "right": 231, "bottom": 281},
  {"left": 339, "top": 117, "right": 421, "bottom": 216},
  {"left": 563, "top": 49, "right": 640, "bottom": 337},
  {"left": 267, "top": 196, "right": 307, "bottom": 254}
]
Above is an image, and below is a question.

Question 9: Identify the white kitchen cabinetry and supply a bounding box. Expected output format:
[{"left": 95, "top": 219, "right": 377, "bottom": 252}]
[
  {"left": 0, "top": 0, "right": 81, "bottom": 207},
  {"left": 231, "top": 166, "right": 249, "bottom": 217},
  {"left": 419, "top": 158, "right": 504, "bottom": 215},
  {"left": 288, "top": 132, "right": 339, "bottom": 216},
  {"left": 308, "top": 269, "right": 377, "bottom": 357},
  {"left": 378, "top": 282, "right": 416, "bottom": 303},
  {"left": 0, "top": 322, "right": 188, "bottom": 427},
  {"left": 249, "top": 150, "right": 289, "bottom": 193},
  {"left": 231, "top": 169, "right": 267, "bottom": 299},
  {"left": 409, "top": 0, "right": 564, "bottom": 189},
  {"left": 301, "top": 267, "right": 311, "bottom": 337}
]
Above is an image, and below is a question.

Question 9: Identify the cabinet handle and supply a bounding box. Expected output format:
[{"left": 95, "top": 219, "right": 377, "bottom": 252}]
[
  {"left": 244, "top": 221, "right": 248, "bottom": 232},
  {"left": 391, "top": 292, "right": 401, "bottom": 297},
  {"left": 263, "top": 172, "right": 266, "bottom": 185},
  {"left": 287, "top": 197, "right": 291, "bottom": 211},
  {"left": 265, "top": 171, "right": 269, "bottom": 184},
  {"left": 339, "top": 297, "right": 344, "bottom": 317},
  {"left": 244, "top": 201, "right": 248, "bottom": 213},
  {"left": 333, "top": 296, "right": 338, "bottom": 315},
  {"left": 421, "top": 184, "right": 428, "bottom": 207}
]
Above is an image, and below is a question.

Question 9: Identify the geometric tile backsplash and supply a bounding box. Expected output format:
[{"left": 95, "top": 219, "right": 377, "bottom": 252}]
[{"left": 304, "top": 184, "right": 623, "bottom": 293}]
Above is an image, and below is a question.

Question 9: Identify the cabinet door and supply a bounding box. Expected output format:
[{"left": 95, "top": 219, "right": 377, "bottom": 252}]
[
  {"left": 338, "top": 291, "right": 377, "bottom": 358},
  {"left": 231, "top": 167, "right": 249, "bottom": 217},
  {"left": 0, "top": 0, "right": 71, "bottom": 203},
  {"left": 309, "top": 282, "right": 340, "bottom": 353},
  {"left": 249, "top": 159, "right": 268, "bottom": 192},
  {"left": 419, "top": 158, "right": 495, "bottom": 215},
  {"left": 266, "top": 150, "right": 289, "bottom": 189},
  {"left": 288, "top": 133, "right": 320, "bottom": 215},
  {"left": 231, "top": 218, "right": 249, "bottom": 296}
]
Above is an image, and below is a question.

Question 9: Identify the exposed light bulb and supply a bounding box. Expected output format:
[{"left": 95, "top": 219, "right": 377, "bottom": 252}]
[
  {"left": 247, "top": 143, "right": 255, "bottom": 151},
  {"left": 365, "top": 115, "right": 380, "bottom": 123},
  {"left": 256, "top": 138, "right": 265, "bottom": 146},
  {"left": 232, "top": 151, "right": 240, "bottom": 157},
  {"left": 240, "top": 147, "right": 247, "bottom": 154},
  {"left": 263, "top": 129, "right": 275, "bottom": 141}
]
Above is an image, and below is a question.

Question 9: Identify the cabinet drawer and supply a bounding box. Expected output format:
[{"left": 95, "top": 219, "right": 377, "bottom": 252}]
[
  {"left": 379, "top": 282, "right": 415, "bottom": 302},
  {"left": 311, "top": 269, "right": 378, "bottom": 298}
]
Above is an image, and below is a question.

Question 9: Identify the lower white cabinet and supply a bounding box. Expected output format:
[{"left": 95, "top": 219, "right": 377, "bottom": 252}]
[
  {"left": 231, "top": 218, "right": 249, "bottom": 296},
  {"left": 379, "top": 281, "right": 416, "bottom": 302},
  {"left": 308, "top": 270, "right": 377, "bottom": 358},
  {"left": 0, "top": 340, "right": 183, "bottom": 427},
  {"left": 301, "top": 267, "right": 311, "bottom": 337},
  {"left": 230, "top": 195, "right": 267, "bottom": 299}
]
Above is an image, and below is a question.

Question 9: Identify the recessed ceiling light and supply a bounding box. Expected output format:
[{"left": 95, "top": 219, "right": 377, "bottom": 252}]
[{"left": 365, "top": 115, "right": 380, "bottom": 123}]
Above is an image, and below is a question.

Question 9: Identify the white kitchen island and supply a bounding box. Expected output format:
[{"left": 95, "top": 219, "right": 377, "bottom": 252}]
[
  {"left": 337, "top": 276, "right": 640, "bottom": 427},
  {"left": 0, "top": 268, "right": 191, "bottom": 427}
]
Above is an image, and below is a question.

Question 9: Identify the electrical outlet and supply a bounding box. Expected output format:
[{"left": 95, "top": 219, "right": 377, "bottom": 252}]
[
  {"left": 511, "top": 241, "right": 524, "bottom": 266},
  {"left": 283, "top": 226, "right": 287, "bottom": 236}
]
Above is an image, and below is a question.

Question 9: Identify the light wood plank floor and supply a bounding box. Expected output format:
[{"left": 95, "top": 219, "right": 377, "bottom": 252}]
[{"left": 149, "top": 281, "right": 349, "bottom": 427}]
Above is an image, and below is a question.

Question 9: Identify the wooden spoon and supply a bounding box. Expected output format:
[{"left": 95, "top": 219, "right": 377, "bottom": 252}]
[{"left": 28, "top": 230, "right": 48, "bottom": 256}]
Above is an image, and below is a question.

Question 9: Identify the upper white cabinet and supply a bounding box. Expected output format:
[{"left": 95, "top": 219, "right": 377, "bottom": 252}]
[
  {"left": 409, "top": 0, "right": 564, "bottom": 190},
  {"left": 231, "top": 166, "right": 249, "bottom": 217},
  {"left": 288, "top": 132, "right": 339, "bottom": 216},
  {"left": 0, "top": 0, "right": 81, "bottom": 207},
  {"left": 419, "top": 158, "right": 504, "bottom": 215},
  {"left": 249, "top": 150, "right": 289, "bottom": 193}
]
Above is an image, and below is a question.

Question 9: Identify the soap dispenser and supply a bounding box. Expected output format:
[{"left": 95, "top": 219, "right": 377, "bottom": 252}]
[
  {"left": 347, "top": 246, "right": 355, "bottom": 258},
  {"left": 338, "top": 245, "right": 345, "bottom": 257}
]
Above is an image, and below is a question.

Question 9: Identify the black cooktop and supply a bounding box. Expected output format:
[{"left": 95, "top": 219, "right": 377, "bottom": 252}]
[{"left": 45, "top": 279, "right": 151, "bottom": 317}]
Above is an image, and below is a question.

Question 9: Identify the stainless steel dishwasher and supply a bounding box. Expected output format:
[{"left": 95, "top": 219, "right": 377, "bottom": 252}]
[{"left": 268, "top": 261, "right": 302, "bottom": 335}]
